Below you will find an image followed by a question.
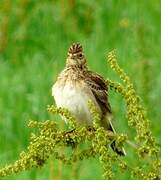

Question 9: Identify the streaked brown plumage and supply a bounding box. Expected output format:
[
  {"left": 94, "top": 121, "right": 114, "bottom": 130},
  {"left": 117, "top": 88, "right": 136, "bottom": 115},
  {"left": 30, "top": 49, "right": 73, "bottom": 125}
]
[{"left": 52, "top": 43, "right": 125, "bottom": 156}]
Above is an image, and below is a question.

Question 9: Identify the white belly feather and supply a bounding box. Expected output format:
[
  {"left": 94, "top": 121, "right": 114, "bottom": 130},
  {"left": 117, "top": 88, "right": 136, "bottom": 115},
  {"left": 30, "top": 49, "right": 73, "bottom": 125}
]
[{"left": 52, "top": 82, "right": 100, "bottom": 125}]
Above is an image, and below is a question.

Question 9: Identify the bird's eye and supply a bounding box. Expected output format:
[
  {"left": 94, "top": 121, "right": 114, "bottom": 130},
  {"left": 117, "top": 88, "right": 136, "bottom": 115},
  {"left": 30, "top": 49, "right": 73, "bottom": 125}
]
[{"left": 78, "top": 54, "right": 83, "bottom": 58}]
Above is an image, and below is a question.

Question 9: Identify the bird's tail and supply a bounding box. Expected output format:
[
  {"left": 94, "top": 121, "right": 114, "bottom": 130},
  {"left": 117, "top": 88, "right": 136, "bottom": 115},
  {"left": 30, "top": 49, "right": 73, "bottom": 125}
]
[
  {"left": 110, "top": 140, "right": 126, "bottom": 156},
  {"left": 108, "top": 119, "right": 126, "bottom": 156}
]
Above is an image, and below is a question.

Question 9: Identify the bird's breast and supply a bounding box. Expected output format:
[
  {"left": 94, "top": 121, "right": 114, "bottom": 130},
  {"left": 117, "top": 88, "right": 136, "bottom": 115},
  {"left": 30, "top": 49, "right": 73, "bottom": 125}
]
[{"left": 52, "top": 81, "right": 100, "bottom": 125}]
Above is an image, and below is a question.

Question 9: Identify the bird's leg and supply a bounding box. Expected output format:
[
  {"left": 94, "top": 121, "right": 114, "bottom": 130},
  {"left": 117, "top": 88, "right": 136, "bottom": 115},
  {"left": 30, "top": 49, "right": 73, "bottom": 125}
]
[{"left": 65, "top": 128, "right": 77, "bottom": 148}]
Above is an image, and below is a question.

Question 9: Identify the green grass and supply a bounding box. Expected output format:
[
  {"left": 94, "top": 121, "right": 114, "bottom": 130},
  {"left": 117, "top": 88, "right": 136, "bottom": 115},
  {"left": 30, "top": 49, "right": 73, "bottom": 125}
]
[{"left": 0, "top": 0, "right": 161, "bottom": 179}]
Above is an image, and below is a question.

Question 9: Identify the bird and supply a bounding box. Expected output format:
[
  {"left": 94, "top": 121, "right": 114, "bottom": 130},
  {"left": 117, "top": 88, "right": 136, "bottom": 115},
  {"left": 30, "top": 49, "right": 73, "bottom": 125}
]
[{"left": 52, "top": 43, "right": 125, "bottom": 156}]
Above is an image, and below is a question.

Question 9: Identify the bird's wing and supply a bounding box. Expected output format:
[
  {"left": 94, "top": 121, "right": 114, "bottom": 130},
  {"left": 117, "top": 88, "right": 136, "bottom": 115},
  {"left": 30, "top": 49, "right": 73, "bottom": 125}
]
[
  {"left": 85, "top": 70, "right": 126, "bottom": 156},
  {"left": 84, "top": 70, "right": 112, "bottom": 116}
]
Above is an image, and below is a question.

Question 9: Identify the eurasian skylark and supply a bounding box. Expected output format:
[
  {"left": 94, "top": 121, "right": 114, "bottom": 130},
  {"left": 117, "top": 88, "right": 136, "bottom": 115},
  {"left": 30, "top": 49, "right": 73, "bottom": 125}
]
[{"left": 52, "top": 43, "right": 125, "bottom": 156}]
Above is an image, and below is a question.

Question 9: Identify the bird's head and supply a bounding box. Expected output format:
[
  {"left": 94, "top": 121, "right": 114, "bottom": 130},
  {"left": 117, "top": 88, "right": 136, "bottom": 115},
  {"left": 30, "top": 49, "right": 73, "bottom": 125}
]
[{"left": 66, "top": 43, "right": 87, "bottom": 68}]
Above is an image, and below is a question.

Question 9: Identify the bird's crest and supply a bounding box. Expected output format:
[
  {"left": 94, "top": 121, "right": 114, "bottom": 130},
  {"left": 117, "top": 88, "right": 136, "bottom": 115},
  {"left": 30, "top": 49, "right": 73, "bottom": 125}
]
[{"left": 68, "top": 43, "right": 83, "bottom": 55}]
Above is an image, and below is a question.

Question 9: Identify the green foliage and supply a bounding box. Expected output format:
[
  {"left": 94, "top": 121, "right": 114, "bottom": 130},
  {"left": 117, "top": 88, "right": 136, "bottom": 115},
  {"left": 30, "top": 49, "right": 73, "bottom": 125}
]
[{"left": 0, "top": 51, "right": 160, "bottom": 179}]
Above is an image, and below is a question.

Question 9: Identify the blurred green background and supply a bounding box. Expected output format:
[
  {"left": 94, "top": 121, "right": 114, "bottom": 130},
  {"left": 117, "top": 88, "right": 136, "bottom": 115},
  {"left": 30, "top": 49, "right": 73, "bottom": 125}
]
[{"left": 0, "top": 0, "right": 161, "bottom": 179}]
